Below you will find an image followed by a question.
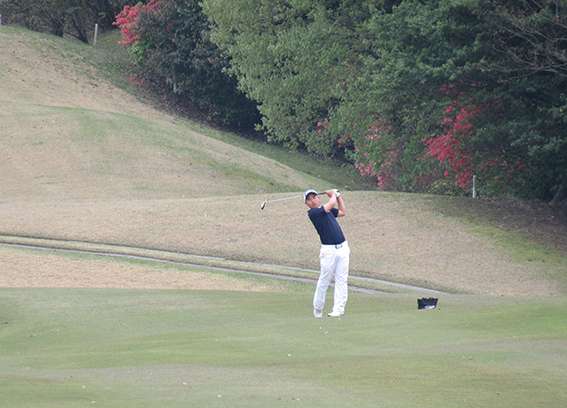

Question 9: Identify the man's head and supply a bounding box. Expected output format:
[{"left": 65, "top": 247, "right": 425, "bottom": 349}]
[{"left": 303, "top": 189, "right": 319, "bottom": 209}]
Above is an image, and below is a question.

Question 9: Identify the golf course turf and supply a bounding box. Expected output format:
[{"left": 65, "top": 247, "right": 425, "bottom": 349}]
[
  {"left": 1, "top": 25, "right": 566, "bottom": 407},
  {"left": 1, "top": 288, "right": 566, "bottom": 407}
]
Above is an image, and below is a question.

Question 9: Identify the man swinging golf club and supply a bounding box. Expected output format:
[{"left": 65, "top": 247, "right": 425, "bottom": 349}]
[{"left": 303, "top": 189, "right": 350, "bottom": 318}]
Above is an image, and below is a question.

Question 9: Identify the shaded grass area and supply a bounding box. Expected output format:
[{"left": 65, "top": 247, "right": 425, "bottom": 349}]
[
  {"left": 428, "top": 196, "right": 567, "bottom": 255},
  {"left": 1, "top": 288, "right": 565, "bottom": 407},
  {"left": 426, "top": 195, "right": 567, "bottom": 289}
]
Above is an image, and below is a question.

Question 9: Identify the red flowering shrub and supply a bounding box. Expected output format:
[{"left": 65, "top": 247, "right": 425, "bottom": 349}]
[
  {"left": 114, "top": 0, "right": 159, "bottom": 46},
  {"left": 424, "top": 84, "right": 526, "bottom": 193},
  {"left": 335, "top": 118, "right": 398, "bottom": 191},
  {"left": 423, "top": 102, "right": 483, "bottom": 188},
  {"left": 332, "top": 82, "right": 528, "bottom": 195}
]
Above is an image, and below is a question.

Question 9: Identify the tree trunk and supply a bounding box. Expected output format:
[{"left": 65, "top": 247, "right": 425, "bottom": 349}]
[
  {"left": 549, "top": 177, "right": 567, "bottom": 206},
  {"left": 49, "top": 16, "right": 65, "bottom": 37},
  {"left": 70, "top": 15, "right": 89, "bottom": 44}
]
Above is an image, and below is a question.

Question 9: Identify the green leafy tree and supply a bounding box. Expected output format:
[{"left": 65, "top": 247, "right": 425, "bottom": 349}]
[
  {"left": 116, "top": 0, "right": 260, "bottom": 128},
  {"left": 202, "top": 0, "right": 370, "bottom": 155},
  {"left": 480, "top": 0, "right": 567, "bottom": 204},
  {"left": 313, "top": 0, "right": 566, "bottom": 202},
  {"left": 202, "top": 0, "right": 567, "bottom": 202},
  {"left": 327, "top": 0, "right": 494, "bottom": 193}
]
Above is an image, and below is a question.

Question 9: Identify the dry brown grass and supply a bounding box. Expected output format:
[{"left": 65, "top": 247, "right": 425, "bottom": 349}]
[
  {"left": 1, "top": 26, "right": 565, "bottom": 295},
  {"left": 1, "top": 193, "right": 564, "bottom": 295},
  {"left": 0, "top": 27, "right": 327, "bottom": 203},
  {"left": 0, "top": 245, "right": 273, "bottom": 291}
]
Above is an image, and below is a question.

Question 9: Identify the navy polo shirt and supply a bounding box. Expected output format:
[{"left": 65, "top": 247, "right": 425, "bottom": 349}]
[{"left": 307, "top": 206, "right": 345, "bottom": 245}]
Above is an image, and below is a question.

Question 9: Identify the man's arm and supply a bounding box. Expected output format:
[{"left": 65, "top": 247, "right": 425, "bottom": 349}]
[
  {"left": 322, "top": 190, "right": 346, "bottom": 216},
  {"left": 336, "top": 194, "right": 346, "bottom": 217}
]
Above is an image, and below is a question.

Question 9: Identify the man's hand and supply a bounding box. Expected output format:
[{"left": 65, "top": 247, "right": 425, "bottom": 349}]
[{"left": 323, "top": 189, "right": 345, "bottom": 216}]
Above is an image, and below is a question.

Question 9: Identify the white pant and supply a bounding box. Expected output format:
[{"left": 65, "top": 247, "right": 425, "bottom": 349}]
[{"left": 313, "top": 242, "right": 350, "bottom": 313}]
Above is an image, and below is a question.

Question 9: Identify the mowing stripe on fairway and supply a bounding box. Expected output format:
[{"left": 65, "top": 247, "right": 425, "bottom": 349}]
[
  {"left": 1, "top": 288, "right": 565, "bottom": 408},
  {"left": 0, "top": 235, "right": 445, "bottom": 294}
]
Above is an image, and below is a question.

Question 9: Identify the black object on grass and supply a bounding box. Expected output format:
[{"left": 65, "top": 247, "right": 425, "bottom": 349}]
[{"left": 418, "top": 298, "right": 438, "bottom": 309}]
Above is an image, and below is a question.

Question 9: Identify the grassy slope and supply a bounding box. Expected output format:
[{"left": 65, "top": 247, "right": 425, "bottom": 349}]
[
  {"left": 1, "top": 25, "right": 566, "bottom": 295},
  {"left": 0, "top": 29, "right": 322, "bottom": 202},
  {"left": 1, "top": 26, "right": 567, "bottom": 408},
  {"left": 0, "top": 26, "right": 372, "bottom": 203}
]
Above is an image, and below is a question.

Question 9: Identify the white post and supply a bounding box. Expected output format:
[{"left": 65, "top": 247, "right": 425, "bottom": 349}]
[
  {"left": 472, "top": 175, "right": 477, "bottom": 198},
  {"left": 94, "top": 24, "right": 98, "bottom": 46}
]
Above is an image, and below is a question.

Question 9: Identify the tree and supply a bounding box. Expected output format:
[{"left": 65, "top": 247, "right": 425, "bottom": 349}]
[
  {"left": 315, "top": 0, "right": 567, "bottom": 202},
  {"left": 115, "top": 0, "right": 260, "bottom": 128},
  {"left": 480, "top": 0, "right": 567, "bottom": 205},
  {"left": 91, "top": 0, "right": 132, "bottom": 30},
  {"left": 202, "top": 0, "right": 369, "bottom": 155},
  {"left": 201, "top": 0, "right": 567, "bottom": 202},
  {"left": 0, "top": 0, "right": 132, "bottom": 43},
  {"left": 0, "top": 0, "right": 43, "bottom": 31},
  {"left": 328, "top": 0, "right": 496, "bottom": 194}
]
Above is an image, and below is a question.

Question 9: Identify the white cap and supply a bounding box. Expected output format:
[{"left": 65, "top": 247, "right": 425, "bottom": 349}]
[{"left": 303, "top": 189, "right": 318, "bottom": 202}]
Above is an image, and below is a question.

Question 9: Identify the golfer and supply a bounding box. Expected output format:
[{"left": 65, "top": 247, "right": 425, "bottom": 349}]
[{"left": 304, "top": 189, "right": 350, "bottom": 317}]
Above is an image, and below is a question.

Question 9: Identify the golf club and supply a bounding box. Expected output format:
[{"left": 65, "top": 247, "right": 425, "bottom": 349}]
[
  {"left": 260, "top": 190, "right": 340, "bottom": 210},
  {"left": 260, "top": 194, "right": 305, "bottom": 210}
]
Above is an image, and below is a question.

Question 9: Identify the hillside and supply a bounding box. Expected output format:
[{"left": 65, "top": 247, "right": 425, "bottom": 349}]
[
  {"left": 1, "top": 26, "right": 566, "bottom": 296},
  {"left": 0, "top": 27, "right": 337, "bottom": 202}
]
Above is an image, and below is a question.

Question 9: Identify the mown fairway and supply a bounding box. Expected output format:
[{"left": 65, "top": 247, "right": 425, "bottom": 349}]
[
  {"left": 1, "top": 26, "right": 566, "bottom": 407},
  {"left": 2, "top": 288, "right": 566, "bottom": 408}
]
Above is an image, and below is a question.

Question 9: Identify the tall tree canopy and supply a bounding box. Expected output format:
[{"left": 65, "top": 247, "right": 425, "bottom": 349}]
[
  {"left": 202, "top": 0, "right": 364, "bottom": 155},
  {"left": 115, "top": 0, "right": 260, "bottom": 128},
  {"left": 202, "top": 0, "right": 567, "bottom": 204}
]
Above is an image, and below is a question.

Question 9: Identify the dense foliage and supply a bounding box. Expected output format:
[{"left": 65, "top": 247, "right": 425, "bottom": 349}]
[
  {"left": 0, "top": 0, "right": 131, "bottom": 43},
  {"left": 202, "top": 0, "right": 567, "bottom": 204},
  {"left": 3, "top": 0, "right": 566, "bottom": 203},
  {"left": 115, "top": 0, "right": 260, "bottom": 128}
]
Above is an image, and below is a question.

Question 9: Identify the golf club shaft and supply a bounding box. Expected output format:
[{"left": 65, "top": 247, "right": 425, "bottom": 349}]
[
  {"left": 259, "top": 190, "right": 335, "bottom": 209},
  {"left": 260, "top": 194, "right": 307, "bottom": 209},
  {"left": 265, "top": 195, "right": 303, "bottom": 204}
]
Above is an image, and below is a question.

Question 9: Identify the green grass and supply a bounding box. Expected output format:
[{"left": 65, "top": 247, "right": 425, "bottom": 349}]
[
  {"left": 68, "top": 27, "right": 376, "bottom": 192},
  {"left": 426, "top": 195, "right": 567, "bottom": 288},
  {"left": 1, "top": 24, "right": 567, "bottom": 408},
  {"left": 1, "top": 288, "right": 566, "bottom": 407}
]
